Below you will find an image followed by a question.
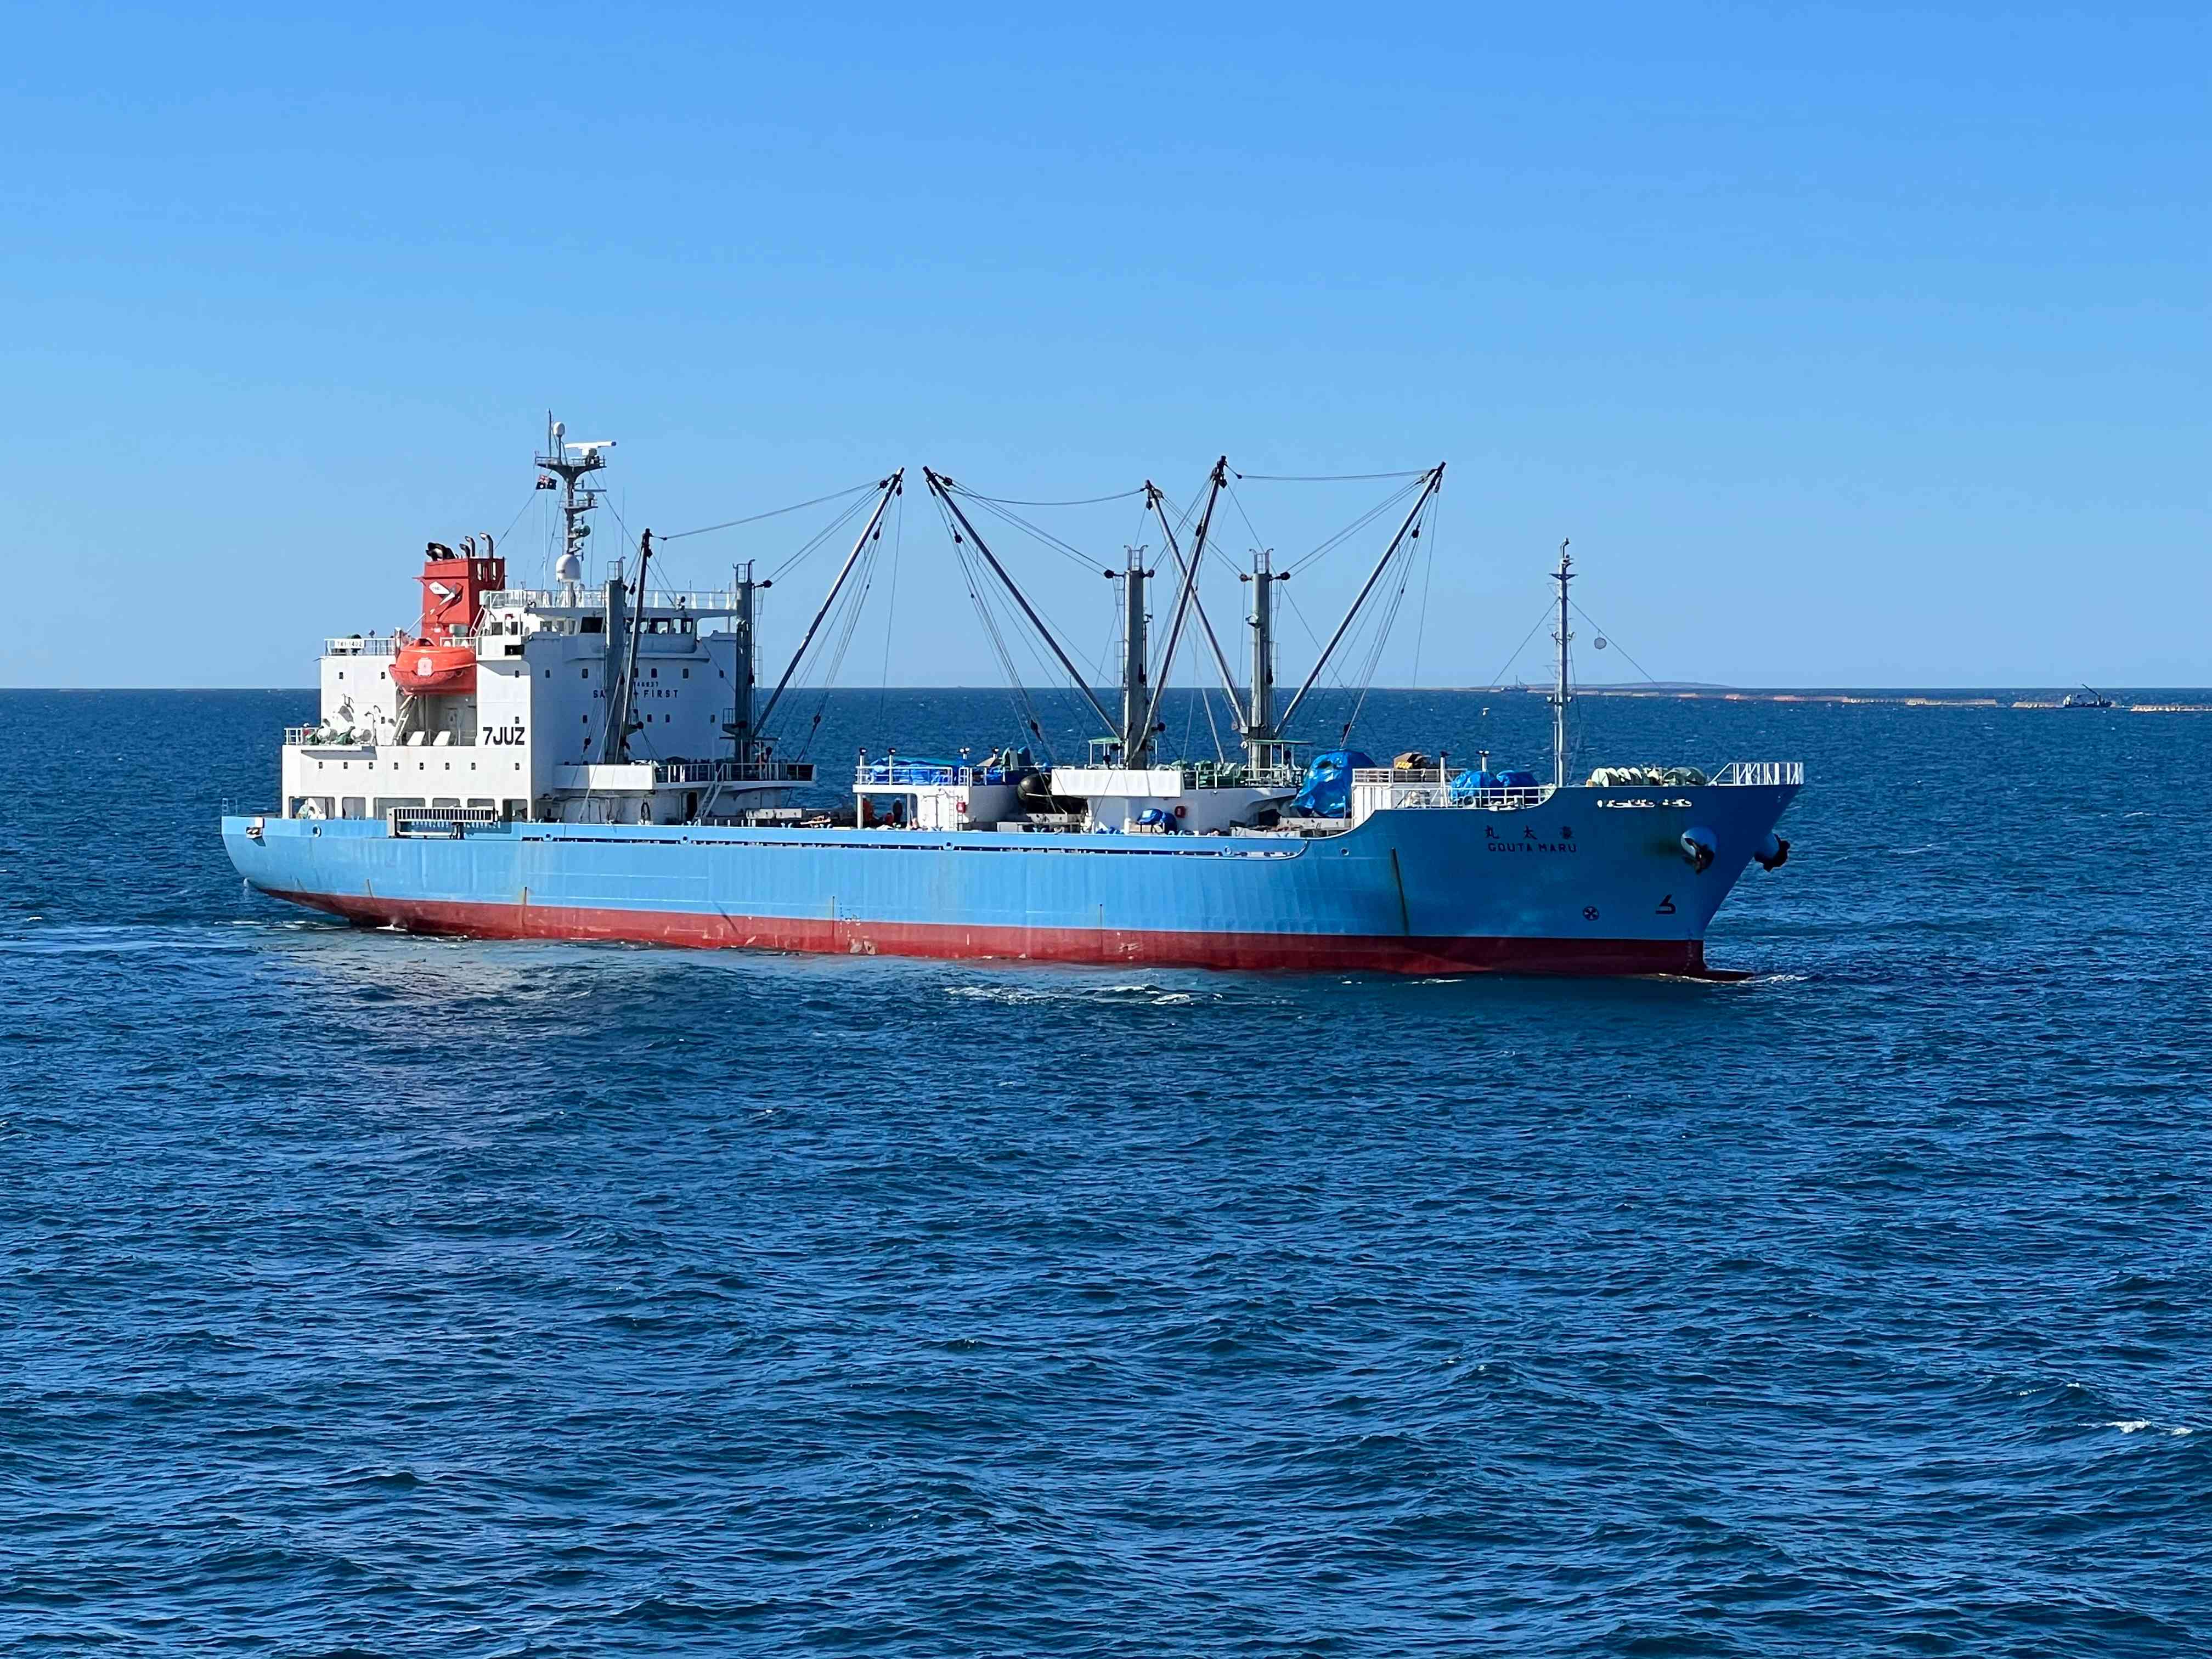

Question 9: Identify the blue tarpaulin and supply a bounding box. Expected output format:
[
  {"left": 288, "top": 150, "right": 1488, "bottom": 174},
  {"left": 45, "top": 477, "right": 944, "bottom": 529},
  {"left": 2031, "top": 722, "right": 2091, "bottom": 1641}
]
[{"left": 1290, "top": 750, "right": 1376, "bottom": 818}]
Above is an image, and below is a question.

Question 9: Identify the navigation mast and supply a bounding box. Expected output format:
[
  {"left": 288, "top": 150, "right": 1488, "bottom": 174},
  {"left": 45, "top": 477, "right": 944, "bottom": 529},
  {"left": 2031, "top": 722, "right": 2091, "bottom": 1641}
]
[
  {"left": 535, "top": 415, "right": 611, "bottom": 586},
  {"left": 1550, "top": 539, "right": 1572, "bottom": 788}
]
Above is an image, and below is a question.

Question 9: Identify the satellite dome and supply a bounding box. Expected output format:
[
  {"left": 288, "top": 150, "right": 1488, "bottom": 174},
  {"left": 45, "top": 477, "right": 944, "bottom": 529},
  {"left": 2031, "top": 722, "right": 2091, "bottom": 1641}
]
[{"left": 555, "top": 551, "right": 584, "bottom": 583}]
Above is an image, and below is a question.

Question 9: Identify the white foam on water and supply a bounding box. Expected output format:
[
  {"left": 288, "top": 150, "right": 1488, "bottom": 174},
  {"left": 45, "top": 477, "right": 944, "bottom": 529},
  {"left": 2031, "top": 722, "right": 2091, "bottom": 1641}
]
[
  {"left": 946, "top": 985, "right": 1054, "bottom": 1005},
  {"left": 946, "top": 980, "right": 1211, "bottom": 1008},
  {"left": 9, "top": 924, "right": 255, "bottom": 958}
]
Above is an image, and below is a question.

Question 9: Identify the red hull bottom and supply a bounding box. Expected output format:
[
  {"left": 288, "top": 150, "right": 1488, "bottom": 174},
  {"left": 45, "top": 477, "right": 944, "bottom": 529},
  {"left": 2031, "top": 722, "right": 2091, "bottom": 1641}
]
[{"left": 266, "top": 888, "right": 1726, "bottom": 978}]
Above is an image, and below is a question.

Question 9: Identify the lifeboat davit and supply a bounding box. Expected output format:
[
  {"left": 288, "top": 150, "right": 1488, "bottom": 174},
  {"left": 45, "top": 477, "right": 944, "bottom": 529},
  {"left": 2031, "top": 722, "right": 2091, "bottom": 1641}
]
[{"left": 392, "top": 642, "right": 476, "bottom": 695}]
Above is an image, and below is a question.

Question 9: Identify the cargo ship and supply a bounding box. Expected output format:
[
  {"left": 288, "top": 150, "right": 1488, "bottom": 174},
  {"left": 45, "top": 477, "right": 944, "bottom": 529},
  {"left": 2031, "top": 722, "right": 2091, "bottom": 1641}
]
[{"left": 220, "top": 425, "right": 1801, "bottom": 975}]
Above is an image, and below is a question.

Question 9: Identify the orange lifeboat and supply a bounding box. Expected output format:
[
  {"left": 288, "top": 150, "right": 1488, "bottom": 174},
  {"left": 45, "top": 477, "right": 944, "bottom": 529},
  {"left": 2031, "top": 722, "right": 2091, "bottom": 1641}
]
[{"left": 392, "top": 642, "right": 477, "bottom": 695}]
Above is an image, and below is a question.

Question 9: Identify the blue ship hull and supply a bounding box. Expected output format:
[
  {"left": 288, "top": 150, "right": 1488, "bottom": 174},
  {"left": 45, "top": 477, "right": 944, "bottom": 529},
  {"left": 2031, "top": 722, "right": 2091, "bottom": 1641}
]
[{"left": 221, "top": 781, "right": 1797, "bottom": 975}]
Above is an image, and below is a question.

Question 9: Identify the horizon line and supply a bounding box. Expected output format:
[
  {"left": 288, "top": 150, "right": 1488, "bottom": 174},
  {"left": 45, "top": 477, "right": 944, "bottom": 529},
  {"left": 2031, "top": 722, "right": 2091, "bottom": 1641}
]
[{"left": 5, "top": 684, "right": 2207, "bottom": 696}]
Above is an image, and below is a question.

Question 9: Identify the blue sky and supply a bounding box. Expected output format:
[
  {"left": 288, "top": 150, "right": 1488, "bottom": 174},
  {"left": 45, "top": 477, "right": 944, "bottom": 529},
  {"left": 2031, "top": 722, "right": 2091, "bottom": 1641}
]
[{"left": 6, "top": 2, "right": 2204, "bottom": 687}]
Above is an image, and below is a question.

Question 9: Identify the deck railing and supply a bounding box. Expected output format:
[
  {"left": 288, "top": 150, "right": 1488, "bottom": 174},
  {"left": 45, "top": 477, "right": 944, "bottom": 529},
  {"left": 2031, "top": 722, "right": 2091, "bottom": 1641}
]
[
  {"left": 390, "top": 806, "right": 501, "bottom": 837},
  {"left": 1350, "top": 768, "right": 1552, "bottom": 811},
  {"left": 656, "top": 759, "right": 815, "bottom": 786},
  {"left": 482, "top": 586, "right": 742, "bottom": 613},
  {"left": 855, "top": 761, "right": 1013, "bottom": 788},
  {"left": 1705, "top": 760, "right": 1805, "bottom": 787},
  {"left": 324, "top": 635, "right": 400, "bottom": 656}
]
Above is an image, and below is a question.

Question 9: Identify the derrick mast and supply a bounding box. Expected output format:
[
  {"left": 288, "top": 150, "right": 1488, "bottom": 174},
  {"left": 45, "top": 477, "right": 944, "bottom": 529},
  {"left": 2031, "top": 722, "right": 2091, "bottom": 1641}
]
[
  {"left": 1242, "top": 548, "right": 1289, "bottom": 772},
  {"left": 1118, "top": 545, "right": 1151, "bottom": 766},
  {"left": 726, "top": 560, "right": 761, "bottom": 763}
]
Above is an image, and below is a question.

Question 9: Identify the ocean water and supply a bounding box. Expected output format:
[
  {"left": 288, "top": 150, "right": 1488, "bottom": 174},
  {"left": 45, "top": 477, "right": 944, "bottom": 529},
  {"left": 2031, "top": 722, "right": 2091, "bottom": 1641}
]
[{"left": 4, "top": 686, "right": 2210, "bottom": 1656}]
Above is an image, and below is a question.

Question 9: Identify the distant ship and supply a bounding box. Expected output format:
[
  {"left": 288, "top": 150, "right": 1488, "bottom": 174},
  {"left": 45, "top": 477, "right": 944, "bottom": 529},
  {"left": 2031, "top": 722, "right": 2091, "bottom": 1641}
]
[
  {"left": 2061, "top": 685, "right": 2116, "bottom": 709},
  {"left": 221, "top": 424, "right": 1802, "bottom": 975}
]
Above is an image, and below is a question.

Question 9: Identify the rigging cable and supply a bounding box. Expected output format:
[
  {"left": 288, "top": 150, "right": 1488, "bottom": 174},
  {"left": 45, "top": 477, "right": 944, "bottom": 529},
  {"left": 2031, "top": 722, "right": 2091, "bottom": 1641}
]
[
  {"left": 661, "top": 480, "right": 883, "bottom": 541},
  {"left": 1410, "top": 491, "right": 1441, "bottom": 690},
  {"left": 1277, "top": 584, "right": 1350, "bottom": 735},
  {"left": 930, "top": 489, "right": 1060, "bottom": 760},
  {"left": 953, "top": 490, "right": 1122, "bottom": 578},
  {"left": 1280, "top": 475, "right": 1428, "bottom": 577},
  {"left": 873, "top": 487, "right": 904, "bottom": 737},
  {"left": 1570, "top": 599, "right": 1659, "bottom": 685},
  {"left": 783, "top": 520, "right": 887, "bottom": 758},
  {"left": 1222, "top": 480, "right": 1271, "bottom": 570},
  {"left": 1338, "top": 495, "right": 1435, "bottom": 741},
  {"left": 1486, "top": 598, "right": 1560, "bottom": 690},
  {"left": 766, "top": 491, "right": 883, "bottom": 584},
  {"left": 1231, "top": 468, "right": 1428, "bottom": 482},
  {"left": 494, "top": 487, "right": 544, "bottom": 554},
  {"left": 945, "top": 484, "right": 1147, "bottom": 507},
  {"left": 799, "top": 551, "right": 879, "bottom": 752}
]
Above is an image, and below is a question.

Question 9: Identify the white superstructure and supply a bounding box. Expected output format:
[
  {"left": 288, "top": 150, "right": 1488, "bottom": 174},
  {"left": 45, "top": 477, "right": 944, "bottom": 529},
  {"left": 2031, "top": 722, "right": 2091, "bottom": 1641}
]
[{"left": 278, "top": 420, "right": 818, "bottom": 827}]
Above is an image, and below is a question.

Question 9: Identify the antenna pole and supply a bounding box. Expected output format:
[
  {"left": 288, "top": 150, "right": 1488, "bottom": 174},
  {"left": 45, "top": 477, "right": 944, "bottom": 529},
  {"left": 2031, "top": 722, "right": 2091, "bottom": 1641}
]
[
  {"left": 1551, "top": 539, "right": 1572, "bottom": 788},
  {"left": 755, "top": 472, "right": 902, "bottom": 737},
  {"left": 926, "top": 470, "right": 1118, "bottom": 736},
  {"left": 1276, "top": 464, "right": 1444, "bottom": 736}
]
